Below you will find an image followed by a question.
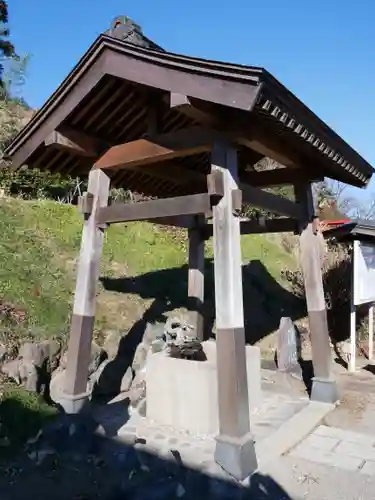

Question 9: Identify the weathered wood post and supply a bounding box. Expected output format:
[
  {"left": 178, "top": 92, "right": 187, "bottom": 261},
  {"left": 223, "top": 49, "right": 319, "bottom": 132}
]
[
  {"left": 61, "top": 168, "right": 110, "bottom": 413},
  {"left": 211, "top": 142, "right": 257, "bottom": 480},
  {"left": 295, "top": 182, "right": 338, "bottom": 403},
  {"left": 187, "top": 215, "right": 205, "bottom": 341}
]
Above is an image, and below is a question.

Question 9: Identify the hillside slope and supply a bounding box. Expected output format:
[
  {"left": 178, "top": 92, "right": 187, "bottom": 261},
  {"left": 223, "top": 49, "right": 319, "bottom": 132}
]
[{"left": 0, "top": 198, "right": 302, "bottom": 346}]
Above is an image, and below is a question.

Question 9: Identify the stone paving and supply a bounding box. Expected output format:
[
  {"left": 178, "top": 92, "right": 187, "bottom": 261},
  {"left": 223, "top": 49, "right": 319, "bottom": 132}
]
[
  {"left": 289, "top": 424, "right": 375, "bottom": 474},
  {"left": 93, "top": 387, "right": 309, "bottom": 475}
]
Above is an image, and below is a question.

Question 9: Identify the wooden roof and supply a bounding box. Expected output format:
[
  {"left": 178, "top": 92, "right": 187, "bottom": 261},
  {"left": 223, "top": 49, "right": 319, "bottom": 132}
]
[
  {"left": 323, "top": 220, "right": 375, "bottom": 243},
  {"left": 4, "top": 34, "right": 374, "bottom": 197}
]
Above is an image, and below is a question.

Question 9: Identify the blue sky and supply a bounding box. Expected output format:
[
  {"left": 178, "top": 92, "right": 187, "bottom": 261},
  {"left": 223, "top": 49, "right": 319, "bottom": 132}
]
[{"left": 8, "top": 0, "right": 375, "bottom": 200}]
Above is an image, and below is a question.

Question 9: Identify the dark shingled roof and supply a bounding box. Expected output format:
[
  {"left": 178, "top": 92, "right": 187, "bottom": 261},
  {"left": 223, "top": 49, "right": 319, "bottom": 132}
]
[{"left": 4, "top": 18, "right": 374, "bottom": 197}]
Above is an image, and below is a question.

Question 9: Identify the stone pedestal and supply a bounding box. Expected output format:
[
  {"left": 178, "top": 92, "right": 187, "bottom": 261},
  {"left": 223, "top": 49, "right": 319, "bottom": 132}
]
[{"left": 146, "top": 341, "right": 262, "bottom": 435}]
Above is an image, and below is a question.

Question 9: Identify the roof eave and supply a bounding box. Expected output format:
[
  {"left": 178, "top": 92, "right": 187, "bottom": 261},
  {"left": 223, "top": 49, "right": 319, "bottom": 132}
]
[
  {"left": 4, "top": 34, "right": 264, "bottom": 163},
  {"left": 256, "top": 72, "right": 374, "bottom": 187}
]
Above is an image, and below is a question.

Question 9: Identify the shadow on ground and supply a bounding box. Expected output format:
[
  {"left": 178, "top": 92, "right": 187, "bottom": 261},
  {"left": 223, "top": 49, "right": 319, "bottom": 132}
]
[
  {"left": 95, "top": 259, "right": 305, "bottom": 403},
  {"left": 100, "top": 258, "right": 304, "bottom": 346},
  {"left": 0, "top": 400, "right": 294, "bottom": 500}
]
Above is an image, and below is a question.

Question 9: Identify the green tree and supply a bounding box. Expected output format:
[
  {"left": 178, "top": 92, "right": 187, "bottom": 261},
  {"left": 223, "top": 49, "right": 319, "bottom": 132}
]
[{"left": 0, "top": 1, "right": 16, "bottom": 95}]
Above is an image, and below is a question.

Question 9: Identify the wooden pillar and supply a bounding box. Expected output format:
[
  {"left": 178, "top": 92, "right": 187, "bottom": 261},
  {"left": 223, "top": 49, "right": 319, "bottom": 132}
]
[
  {"left": 211, "top": 142, "right": 257, "bottom": 480},
  {"left": 295, "top": 182, "right": 338, "bottom": 403},
  {"left": 62, "top": 168, "right": 110, "bottom": 413},
  {"left": 187, "top": 215, "right": 205, "bottom": 341}
]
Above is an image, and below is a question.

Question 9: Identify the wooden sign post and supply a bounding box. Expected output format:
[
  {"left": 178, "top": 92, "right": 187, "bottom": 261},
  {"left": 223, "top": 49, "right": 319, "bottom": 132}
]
[{"left": 350, "top": 240, "right": 375, "bottom": 372}]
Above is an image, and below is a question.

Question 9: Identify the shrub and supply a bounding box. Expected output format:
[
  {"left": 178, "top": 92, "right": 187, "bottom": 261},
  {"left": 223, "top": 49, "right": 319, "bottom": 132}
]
[
  {"left": 0, "top": 165, "right": 85, "bottom": 201},
  {"left": 282, "top": 239, "right": 368, "bottom": 342}
]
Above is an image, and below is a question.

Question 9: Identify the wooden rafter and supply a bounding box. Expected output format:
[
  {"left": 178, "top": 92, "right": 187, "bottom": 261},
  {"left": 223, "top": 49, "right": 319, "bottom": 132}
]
[
  {"left": 238, "top": 135, "right": 302, "bottom": 169},
  {"left": 169, "top": 93, "right": 217, "bottom": 125},
  {"left": 44, "top": 126, "right": 107, "bottom": 157},
  {"left": 130, "top": 162, "right": 204, "bottom": 186},
  {"left": 166, "top": 93, "right": 310, "bottom": 172},
  {"left": 94, "top": 126, "right": 234, "bottom": 172},
  {"left": 241, "top": 167, "right": 324, "bottom": 188},
  {"left": 203, "top": 217, "right": 298, "bottom": 238},
  {"left": 240, "top": 183, "right": 303, "bottom": 218}
]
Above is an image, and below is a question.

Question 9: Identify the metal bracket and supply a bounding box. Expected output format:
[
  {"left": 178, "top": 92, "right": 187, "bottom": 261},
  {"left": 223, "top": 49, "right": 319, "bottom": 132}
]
[
  {"left": 231, "top": 189, "right": 242, "bottom": 215},
  {"left": 207, "top": 171, "right": 224, "bottom": 207},
  {"left": 312, "top": 216, "right": 320, "bottom": 235},
  {"left": 96, "top": 196, "right": 112, "bottom": 230},
  {"left": 78, "top": 192, "right": 94, "bottom": 218}
]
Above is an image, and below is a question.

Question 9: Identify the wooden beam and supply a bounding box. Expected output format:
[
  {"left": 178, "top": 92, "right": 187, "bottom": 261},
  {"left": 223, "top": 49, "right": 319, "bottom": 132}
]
[
  {"left": 169, "top": 96, "right": 266, "bottom": 168},
  {"left": 240, "top": 217, "right": 298, "bottom": 235},
  {"left": 203, "top": 217, "right": 298, "bottom": 239},
  {"left": 166, "top": 95, "right": 320, "bottom": 176},
  {"left": 169, "top": 95, "right": 265, "bottom": 169},
  {"left": 240, "top": 167, "right": 324, "bottom": 188},
  {"left": 207, "top": 170, "right": 225, "bottom": 197},
  {"left": 94, "top": 126, "right": 233, "bottom": 172},
  {"left": 238, "top": 147, "right": 264, "bottom": 169},
  {"left": 211, "top": 142, "right": 257, "bottom": 479},
  {"left": 169, "top": 93, "right": 217, "bottom": 125},
  {"left": 227, "top": 115, "right": 309, "bottom": 169},
  {"left": 238, "top": 136, "right": 299, "bottom": 169},
  {"left": 96, "top": 193, "right": 215, "bottom": 225},
  {"left": 147, "top": 215, "right": 195, "bottom": 228},
  {"left": 44, "top": 125, "right": 107, "bottom": 157},
  {"left": 129, "top": 162, "right": 205, "bottom": 186},
  {"left": 240, "top": 183, "right": 303, "bottom": 218},
  {"left": 77, "top": 192, "right": 94, "bottom": 216}
]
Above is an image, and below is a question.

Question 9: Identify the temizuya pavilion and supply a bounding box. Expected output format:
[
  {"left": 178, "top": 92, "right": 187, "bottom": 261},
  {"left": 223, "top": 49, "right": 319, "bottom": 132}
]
[{"left": 5, "top": 17, "right": 375, "bottom": 480}]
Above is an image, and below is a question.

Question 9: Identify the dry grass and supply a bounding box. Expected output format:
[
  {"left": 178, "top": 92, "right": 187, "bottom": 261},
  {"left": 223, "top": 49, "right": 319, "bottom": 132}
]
[
  {"left": 0, "top": 197, "right": 298, "bottom": 341},
  {"left": 283, "top": 237, "right": 369, "bottom": 342}
]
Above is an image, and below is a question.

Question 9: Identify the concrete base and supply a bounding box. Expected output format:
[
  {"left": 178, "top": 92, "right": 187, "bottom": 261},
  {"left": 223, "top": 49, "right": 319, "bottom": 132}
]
[
  {"left": 311, "top": 377, "right": 339, "bottom": 404},
  {"left": 146, "top": 340, "right": 262, "bottom": 435},
  {"left": 58, "top": 391, "right": 90, "bottom": 414},
  {"left": 50, "top": 368, "right": 91, "bottom": 413},
  {"left": 215, "top": 432, "right": 258, "bottom": 481}
]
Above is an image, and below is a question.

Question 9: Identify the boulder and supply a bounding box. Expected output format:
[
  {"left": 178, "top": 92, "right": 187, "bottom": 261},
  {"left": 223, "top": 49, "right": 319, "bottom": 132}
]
[
  {"left": 1, "top": 358, "right": 39, "bottom": 391},
  {"left": 59, "top": 341, "right": 106, "bottom": 375},
  {"left": 103, "top": 331, "right": 122, "bottom": 360},
  {"left": 0, "top": 344, "right": 9, "bottom": 363},
  {"left": 1, "top": 359, "right": 22, "bottom": 385},
  {"left": 0, "top": 339, "right": 62, "bottom": 393},
  {"left": 131, "top": 322, "right": 164, "bottom": 373},
  {"left": 21, "top": 362, "right": 39, "bottom": 392},
  {"left": 120, "top": 366, "right": 134, "bottom": 393},
  {"left": 19, "top": 339, "right": 62, "bottom": 371},
  {"left": 88, "top": 342, "right": 106, "bottom": 376},
  {"left": 128, "top": 370, "right": 146, "bottom": 416},
  {"left": 132, "top": 342, "right": 149, "bottom": 372},
  {"left": 91, "top": 360, "right": 134, "bottom": 398},
  {"left": 18, "top": 342, "right": 46, "bottom": 366},
  {"left": 142, "top": 321, "right": 164, "bottom": 346}
]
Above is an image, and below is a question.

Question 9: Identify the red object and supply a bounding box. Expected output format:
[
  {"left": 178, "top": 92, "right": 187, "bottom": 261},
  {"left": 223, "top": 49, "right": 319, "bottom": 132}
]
[{"left": 319, "top": 219, "right": 350, "bottom": 231}]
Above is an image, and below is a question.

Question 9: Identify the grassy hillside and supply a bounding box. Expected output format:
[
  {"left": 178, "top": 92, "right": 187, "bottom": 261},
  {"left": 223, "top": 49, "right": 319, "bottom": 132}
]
[
  {"left": 0, "top": 197, "right": 301, "bottom": 345},
  {"left": 0, "top": 197, "right": 304, "bottom": 454}
]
